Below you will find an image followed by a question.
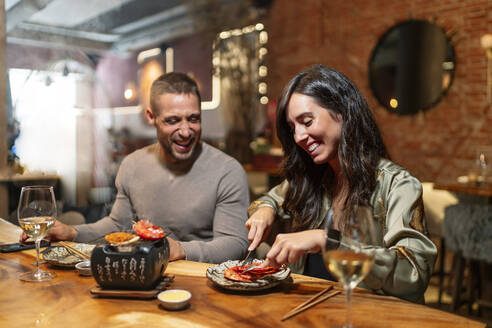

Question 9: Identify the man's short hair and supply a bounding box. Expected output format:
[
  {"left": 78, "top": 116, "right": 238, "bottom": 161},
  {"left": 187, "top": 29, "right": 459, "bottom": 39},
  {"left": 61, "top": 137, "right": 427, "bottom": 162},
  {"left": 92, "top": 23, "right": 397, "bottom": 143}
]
[{"left": 149, "top": 72, "right": 201, "bottom": 114}]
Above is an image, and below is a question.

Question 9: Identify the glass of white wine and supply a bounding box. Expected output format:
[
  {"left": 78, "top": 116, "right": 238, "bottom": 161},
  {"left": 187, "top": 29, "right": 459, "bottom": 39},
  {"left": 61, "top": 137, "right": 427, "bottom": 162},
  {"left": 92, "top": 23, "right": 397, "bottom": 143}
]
[
  {"left": 322, "top": 207, "right": 376, "bottom": 328},
  {"left": 17, "top": 185, "right": 57, "bottom": 282}
]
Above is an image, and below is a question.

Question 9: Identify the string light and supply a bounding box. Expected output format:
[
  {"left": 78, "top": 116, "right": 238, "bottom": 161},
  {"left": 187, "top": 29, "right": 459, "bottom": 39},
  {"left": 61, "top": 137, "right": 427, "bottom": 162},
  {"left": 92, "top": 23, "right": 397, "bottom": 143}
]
[{"left": 215, "top": 24, "right": 269, "bottom": 108}]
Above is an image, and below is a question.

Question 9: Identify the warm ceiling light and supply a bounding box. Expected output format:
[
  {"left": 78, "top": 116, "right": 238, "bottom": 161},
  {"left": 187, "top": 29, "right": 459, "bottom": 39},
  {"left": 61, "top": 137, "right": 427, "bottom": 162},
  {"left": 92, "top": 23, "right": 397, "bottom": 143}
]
[
  {"left": 260, "top": 96, "right": 269, "bottom": 104},
  {"left": 259, "top": 65, "right": 268, "bottom": 77},
  {"left": 242, "top": 25, "right": 255, "bottom": 34},
  {"left": 259, "top": 31, "right": 268, "bottom": 44},
  {"left": 231, "top": 29, "right": 242, "bottom": 36},
  {"left": 259, "top": 82, "right": 267, "bottom": 94},
  {"left": 165, "top": 47, "right": 174, "bottom": 73},
  {"left": 124, "top": 89, "right": 134, "bottom": 100},
  {"left": 481, "top": 33, "right": 492, "bottom": 50},
  {"left": 124, "top": 81, "right": 136, "bottom": 102},
  {"left": 442, "top": 61, "right": 454, "bottom": 70},
  {"left": 219, "top": 31, "right": 231, "bottom": 39},
  {"left": 481, "top": 34, "right": 492, "bottom": 104},
  {"left": 389, "top": 98, "right": 398, "bottom": 109},
  {"left": 137, "top": 48, "right": 161, "bottom": 64}
]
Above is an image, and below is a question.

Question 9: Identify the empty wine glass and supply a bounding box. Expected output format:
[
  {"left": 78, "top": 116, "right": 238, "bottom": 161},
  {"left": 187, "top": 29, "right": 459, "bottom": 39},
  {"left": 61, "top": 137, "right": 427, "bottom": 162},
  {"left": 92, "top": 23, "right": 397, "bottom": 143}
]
[
  {"left": 468, "top": 148, "right": 491, "bottom": 185},
  {"left": 322, "top": 207, "right": 376, "bottom": 328},
  {"left": 476, "top": 150, "right": 489, "bottom": 183},
  {"left": 17, "top": 185, "right": 57, "bottom": 282}
]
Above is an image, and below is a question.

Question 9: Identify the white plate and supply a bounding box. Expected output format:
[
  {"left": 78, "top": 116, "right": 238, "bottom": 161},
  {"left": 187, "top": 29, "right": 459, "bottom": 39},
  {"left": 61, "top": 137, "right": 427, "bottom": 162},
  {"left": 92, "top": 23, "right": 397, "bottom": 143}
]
[
  {"left": 42, "top": 244, "right": 95, "bottom": 267},
  {"left": 206, "top": 259, "right": 291, "bottom": 291}
]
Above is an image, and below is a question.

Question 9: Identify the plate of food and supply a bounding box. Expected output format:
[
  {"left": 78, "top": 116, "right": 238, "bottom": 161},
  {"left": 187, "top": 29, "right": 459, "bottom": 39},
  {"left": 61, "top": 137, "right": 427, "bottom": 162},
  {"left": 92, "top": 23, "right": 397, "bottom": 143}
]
[
  {"left": 206, "top": 259, "right": 291, "bottom": 291},
  {"left": 42, "top": 243, "right": 95, "bottom": 267},
  {"left": 104, "top": 232, "right": 140, "bottom": 245}
]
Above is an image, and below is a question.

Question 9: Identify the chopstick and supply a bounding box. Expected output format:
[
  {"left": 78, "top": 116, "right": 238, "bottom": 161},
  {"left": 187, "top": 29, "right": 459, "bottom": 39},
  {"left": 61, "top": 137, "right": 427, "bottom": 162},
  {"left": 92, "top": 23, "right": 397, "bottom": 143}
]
[
  {"left": 58, "top": 241, "right": 91, "bottom": 260},
  {"left": 285, "top": 285, "right": 333, "bottom": 314},
  {"left": 281, "top": 286, "right": 341, "bottom": 321}
]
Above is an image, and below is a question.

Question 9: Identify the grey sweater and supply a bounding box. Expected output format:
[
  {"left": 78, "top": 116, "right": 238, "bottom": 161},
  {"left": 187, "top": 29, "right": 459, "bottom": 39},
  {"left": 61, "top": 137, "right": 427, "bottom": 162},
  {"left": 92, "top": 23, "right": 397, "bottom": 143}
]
[{"left": 74, "top": 142, "right": 250, "bottom": 263}]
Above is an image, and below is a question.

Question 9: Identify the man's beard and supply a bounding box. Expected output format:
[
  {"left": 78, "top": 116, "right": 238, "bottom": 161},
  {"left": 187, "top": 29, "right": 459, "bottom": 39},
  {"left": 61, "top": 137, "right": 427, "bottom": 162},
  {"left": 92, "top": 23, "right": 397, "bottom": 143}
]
[{"left": 160, "top": 137, "right": 200, "bottom": 163}]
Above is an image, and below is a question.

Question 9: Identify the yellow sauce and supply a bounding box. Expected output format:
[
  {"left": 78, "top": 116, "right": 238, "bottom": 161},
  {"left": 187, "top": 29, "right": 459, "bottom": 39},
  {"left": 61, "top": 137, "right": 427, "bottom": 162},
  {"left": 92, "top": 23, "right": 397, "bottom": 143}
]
[{"left": 159, "top": 291, "right": 189, "bottom": 302}]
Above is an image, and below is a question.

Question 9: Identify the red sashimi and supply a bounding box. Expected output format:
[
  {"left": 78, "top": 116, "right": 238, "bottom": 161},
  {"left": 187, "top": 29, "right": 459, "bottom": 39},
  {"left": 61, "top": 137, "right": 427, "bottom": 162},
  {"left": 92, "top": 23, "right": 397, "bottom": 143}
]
[
  {"left": 133, "top": 219, "right": 165, "bottom": 240},
  {"left": 223, "top": 263, "right": 280, "bottom": 282}
]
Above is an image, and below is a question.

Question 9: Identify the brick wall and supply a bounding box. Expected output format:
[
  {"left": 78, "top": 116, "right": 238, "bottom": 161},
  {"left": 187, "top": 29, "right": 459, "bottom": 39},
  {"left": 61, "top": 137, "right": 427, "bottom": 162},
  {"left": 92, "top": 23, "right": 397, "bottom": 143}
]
[{"left": 264, "top": 0, "right": 491, "bottom": 182}]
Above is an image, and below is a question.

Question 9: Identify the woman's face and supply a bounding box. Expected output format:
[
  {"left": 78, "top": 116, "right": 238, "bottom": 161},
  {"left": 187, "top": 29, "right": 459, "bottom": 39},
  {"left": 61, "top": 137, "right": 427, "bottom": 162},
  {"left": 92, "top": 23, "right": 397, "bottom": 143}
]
[{"left": 286, "top": 93, "right": 342, "bottom": 165}]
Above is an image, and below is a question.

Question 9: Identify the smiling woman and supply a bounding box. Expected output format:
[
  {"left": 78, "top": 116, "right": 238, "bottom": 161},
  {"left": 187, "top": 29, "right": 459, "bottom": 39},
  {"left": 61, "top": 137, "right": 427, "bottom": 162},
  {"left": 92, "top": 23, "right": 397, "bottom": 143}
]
[
  {"left": 286, "top": 93, "right": 342, "bottom": 166},
  {"left": 245, "top": 65, "right": 437, "bottom": 303}
]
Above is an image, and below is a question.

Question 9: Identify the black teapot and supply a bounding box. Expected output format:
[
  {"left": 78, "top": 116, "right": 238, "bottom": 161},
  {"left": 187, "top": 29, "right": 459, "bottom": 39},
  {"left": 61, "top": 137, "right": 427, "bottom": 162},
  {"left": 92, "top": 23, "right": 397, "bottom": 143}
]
[{"left": 90, "top": 237, "right": 169, "bottom": 290}]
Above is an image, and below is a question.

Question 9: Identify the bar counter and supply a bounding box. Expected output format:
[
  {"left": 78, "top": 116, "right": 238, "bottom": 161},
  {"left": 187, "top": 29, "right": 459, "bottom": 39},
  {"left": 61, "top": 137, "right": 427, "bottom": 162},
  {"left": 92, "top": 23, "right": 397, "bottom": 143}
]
[{"left": 0, "top": 219, "right": 485, "bottom": 328}]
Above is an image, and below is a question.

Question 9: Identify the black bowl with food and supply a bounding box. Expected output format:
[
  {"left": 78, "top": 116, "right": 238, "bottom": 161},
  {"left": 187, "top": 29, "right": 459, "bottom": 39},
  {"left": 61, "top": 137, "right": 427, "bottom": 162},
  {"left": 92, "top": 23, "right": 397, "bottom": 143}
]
[{"left": 90, "top": 237, "right": 169, "bottom": 290}]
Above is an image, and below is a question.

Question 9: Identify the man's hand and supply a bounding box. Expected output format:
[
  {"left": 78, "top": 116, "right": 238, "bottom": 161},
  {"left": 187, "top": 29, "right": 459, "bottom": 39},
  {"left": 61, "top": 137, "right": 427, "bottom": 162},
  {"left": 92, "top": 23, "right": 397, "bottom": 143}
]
[
  {"left": 261, "top": 229, "right": 326, "bottom": 268},
  {"left": 19, "top": 220, "right": 77, "bottom": 243},
  {"left": 245, "top": 206, "right": 275, "bottom": 252},
  {"left": 167, "top": 236, "right": 186, "bottom": 261}
]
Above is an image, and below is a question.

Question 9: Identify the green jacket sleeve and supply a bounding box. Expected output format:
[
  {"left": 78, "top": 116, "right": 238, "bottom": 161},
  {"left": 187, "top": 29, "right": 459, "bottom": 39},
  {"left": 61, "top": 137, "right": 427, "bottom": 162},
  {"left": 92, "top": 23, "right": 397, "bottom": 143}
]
[
  {"left": 248, "top": 180, "right": 290, "bottom": 218},
  {"left": 362, "top": 170, "right": 437, "bottom": 303}
]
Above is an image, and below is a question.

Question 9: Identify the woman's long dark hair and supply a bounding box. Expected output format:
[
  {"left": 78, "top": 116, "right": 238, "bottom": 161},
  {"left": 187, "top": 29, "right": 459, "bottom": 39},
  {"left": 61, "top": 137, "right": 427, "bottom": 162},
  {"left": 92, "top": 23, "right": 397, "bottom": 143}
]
[{"left": 276, "top": 65, "right": 388, "bottom": 230}]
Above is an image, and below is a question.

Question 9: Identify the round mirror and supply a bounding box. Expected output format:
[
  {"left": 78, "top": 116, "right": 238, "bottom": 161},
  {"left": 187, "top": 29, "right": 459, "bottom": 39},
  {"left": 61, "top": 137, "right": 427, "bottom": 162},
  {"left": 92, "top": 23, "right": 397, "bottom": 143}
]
[{"left": 369, "top": 20, "right": 456, "bottom": 115}]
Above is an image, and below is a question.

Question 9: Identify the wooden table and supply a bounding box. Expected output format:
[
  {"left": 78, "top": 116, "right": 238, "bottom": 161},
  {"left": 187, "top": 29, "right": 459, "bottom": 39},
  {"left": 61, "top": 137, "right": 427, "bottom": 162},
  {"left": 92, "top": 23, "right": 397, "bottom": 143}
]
[
  {"left": 434, "top": 181, "right": 492, "bottom": 198},
  {"left": 0, "top": 220, "right": 485, "bottom": 327}
]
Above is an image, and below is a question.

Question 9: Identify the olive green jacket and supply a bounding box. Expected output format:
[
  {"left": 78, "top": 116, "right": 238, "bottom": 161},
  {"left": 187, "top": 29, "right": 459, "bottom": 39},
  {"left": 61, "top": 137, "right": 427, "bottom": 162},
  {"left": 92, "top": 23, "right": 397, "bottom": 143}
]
[{"left": 249, "top": 158, "right": 437, "bottom": 303}]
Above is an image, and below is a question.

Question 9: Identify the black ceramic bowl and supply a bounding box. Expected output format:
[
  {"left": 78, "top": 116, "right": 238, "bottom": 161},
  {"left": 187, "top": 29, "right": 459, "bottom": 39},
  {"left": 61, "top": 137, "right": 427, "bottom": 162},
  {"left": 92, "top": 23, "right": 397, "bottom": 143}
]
[{"left": 90, "top": 237, "right": 169, "bottom": 290}]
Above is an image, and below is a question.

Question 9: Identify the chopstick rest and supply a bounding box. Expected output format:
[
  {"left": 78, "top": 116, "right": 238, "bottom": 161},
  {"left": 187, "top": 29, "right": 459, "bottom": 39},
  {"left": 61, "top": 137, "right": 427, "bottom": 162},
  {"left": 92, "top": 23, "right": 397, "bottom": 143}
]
[{"left": 281, "top": 286, "right": 341, "bottom": 321}]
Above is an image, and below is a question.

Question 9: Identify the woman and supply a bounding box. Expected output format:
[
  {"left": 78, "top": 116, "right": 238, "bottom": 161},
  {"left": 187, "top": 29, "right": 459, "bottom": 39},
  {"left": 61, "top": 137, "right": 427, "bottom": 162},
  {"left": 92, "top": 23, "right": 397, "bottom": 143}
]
[{"left": 246, "top": 65, "right": 436, "bottom": 303}]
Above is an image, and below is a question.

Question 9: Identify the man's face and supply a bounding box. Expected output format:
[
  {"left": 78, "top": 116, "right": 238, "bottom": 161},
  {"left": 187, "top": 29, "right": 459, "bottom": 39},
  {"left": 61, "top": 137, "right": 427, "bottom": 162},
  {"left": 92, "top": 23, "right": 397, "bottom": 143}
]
[{"left": 147, "top": 93, "right": 201, "bottom": 163}]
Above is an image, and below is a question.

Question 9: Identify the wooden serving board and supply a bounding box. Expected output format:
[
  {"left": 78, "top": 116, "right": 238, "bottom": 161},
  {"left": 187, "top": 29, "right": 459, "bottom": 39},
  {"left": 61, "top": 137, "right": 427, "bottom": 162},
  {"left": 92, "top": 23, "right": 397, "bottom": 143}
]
[{"left": 90, "top": 275, "right": 174, "bottom": 299}]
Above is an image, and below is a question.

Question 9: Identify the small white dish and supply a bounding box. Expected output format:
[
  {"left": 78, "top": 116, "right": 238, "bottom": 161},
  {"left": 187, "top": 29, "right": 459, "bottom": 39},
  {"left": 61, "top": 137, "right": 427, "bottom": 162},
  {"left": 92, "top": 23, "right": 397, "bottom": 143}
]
[
  {"left": 157, "top": 289, "right": 191, "bottom": 310},
  {"left": 75, "top": 260, "right": 92, "bottom": 276}
]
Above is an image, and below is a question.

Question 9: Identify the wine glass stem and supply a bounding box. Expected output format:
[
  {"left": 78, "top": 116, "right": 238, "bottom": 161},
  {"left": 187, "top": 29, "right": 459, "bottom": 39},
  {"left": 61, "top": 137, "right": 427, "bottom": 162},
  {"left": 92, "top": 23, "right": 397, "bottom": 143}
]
[
  {"left": 345, "top": 286, "right": 353, "bottom": 328},
  {"left": 35, "top": 239, "right": 41, "bottom": 275}
]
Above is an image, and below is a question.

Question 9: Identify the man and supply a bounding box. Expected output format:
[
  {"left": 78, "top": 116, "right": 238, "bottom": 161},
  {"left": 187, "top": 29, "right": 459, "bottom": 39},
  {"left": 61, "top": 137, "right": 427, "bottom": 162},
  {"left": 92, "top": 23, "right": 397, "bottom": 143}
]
[{"left": 22, "top": 72, "right": 250, "bottom": 263}]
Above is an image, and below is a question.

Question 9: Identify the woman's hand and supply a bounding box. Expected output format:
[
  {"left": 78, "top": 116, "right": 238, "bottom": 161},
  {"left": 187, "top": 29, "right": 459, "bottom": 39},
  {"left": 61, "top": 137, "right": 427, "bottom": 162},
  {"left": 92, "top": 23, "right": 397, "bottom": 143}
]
[
  {"left": 245, "top": 206, "right": 275, "bottom": 251},
  {"left": 262, "top": 229, "right": 326, "bottom": 267}
]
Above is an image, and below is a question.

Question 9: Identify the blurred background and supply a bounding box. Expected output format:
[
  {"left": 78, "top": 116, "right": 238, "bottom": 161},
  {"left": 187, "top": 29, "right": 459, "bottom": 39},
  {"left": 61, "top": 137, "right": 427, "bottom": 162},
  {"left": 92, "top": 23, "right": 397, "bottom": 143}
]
[{"left": 0, "top": 0, "right": 491, "bottom": 324}]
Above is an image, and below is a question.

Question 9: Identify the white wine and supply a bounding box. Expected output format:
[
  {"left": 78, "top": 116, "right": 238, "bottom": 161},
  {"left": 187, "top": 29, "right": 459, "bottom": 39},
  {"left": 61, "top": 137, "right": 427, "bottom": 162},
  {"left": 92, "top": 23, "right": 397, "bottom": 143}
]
[
  {"left": 323, "top": 250, "right": 374, "bottom": 289},
  {"left": 19, "top": 216, "right": 55, "bottom": 240}
]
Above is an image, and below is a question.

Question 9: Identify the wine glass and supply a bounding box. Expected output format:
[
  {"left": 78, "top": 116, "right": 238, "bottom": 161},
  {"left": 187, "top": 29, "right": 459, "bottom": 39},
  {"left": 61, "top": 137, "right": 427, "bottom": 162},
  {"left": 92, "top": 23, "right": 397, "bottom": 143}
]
[
  {"left": 475, "top": 149, "right": 489, "bottom": 184},
  {"left": 322, "top": 206, "right": 376, "bottom": 328},
  {"left": 17, "top": 185, "right": 57, "bottom": 282},
  {"left": 468, "top": 148, "right": 491, "bottom": 185}
]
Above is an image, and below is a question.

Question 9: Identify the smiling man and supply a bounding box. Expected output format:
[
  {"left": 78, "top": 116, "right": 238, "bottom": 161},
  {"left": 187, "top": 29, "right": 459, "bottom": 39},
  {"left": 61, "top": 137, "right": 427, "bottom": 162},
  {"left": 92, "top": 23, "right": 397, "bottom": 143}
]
[{"left": 30, "top": 73, "right": 250, "bottom": 263}]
